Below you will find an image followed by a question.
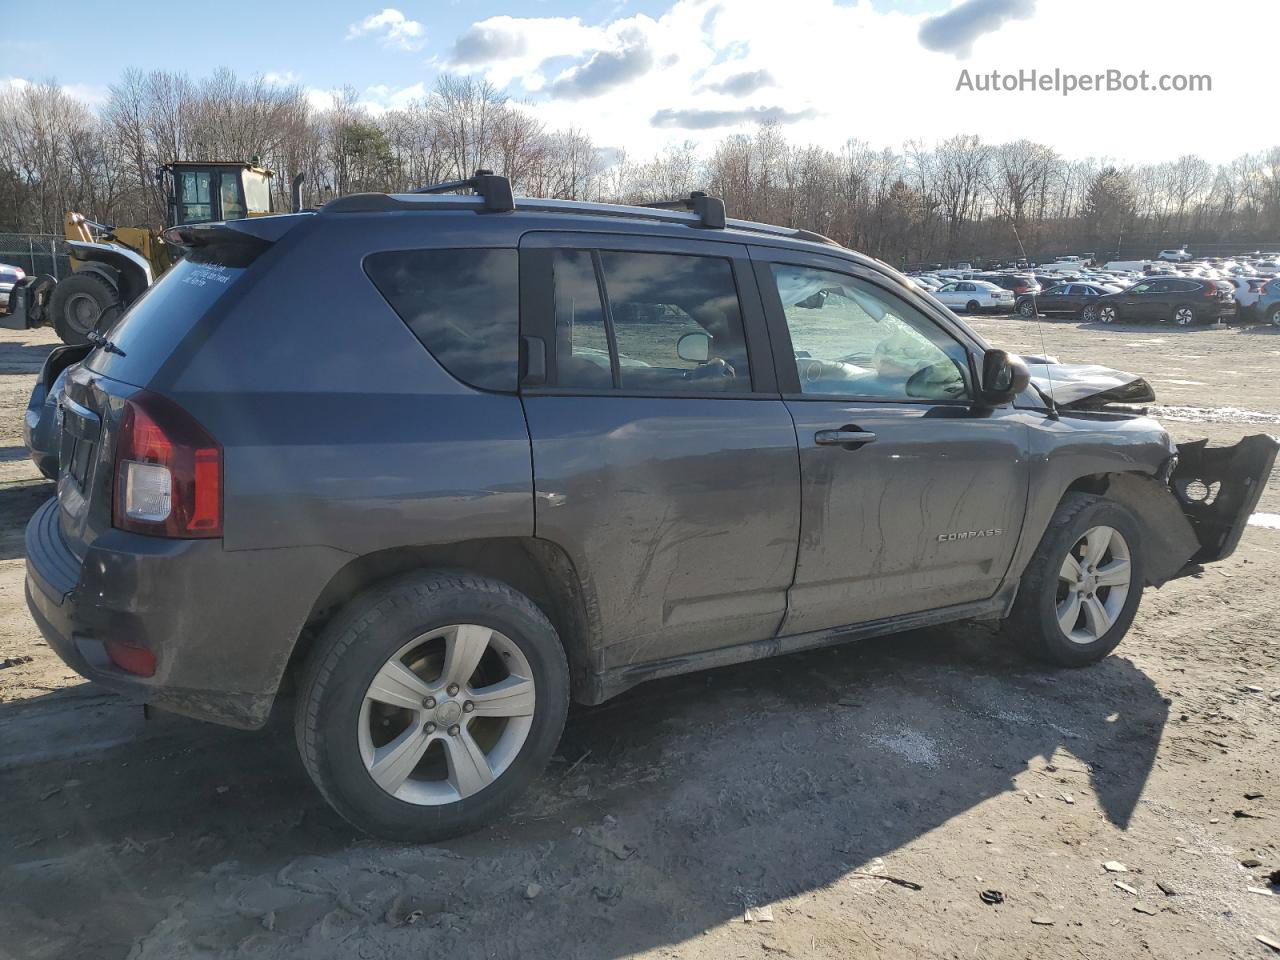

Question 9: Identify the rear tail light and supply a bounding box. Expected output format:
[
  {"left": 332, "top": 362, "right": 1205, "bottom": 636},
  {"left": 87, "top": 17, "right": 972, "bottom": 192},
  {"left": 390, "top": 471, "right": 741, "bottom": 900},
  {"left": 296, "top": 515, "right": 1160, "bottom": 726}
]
[{"left": 113, "top": 391, "right": 222, "bottom": 538}]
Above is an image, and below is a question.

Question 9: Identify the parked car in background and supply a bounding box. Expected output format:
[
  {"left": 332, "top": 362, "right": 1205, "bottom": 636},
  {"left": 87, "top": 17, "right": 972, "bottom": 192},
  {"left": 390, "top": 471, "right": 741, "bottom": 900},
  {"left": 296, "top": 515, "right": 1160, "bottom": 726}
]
[
  {"left": 932, "top": 279, "right": 1016, "bottom": 313},
  {"left": 1095, "top": 277, "right": 1237, "bottom": 325},
  {"left": 1157, "top": 248, "right": 1193, "bottom": 262},
  {"left": 1016, "top": 283, "right": 1119, "bottom": 320},
  {"left": 1224, "top": 276, "right": 1266, "bottom": 317},
  {"left": 1256, "top": 278, "right": 1280, "bottom": 326},
  {"left": 23, "top": 347, "right": 83, "bottom": 480},
  {"left": 979, "top": 273, "right": 1042, "bottom": 297},
  {"left": 0, "top": 263, "right": 25, "bottom": 311}
]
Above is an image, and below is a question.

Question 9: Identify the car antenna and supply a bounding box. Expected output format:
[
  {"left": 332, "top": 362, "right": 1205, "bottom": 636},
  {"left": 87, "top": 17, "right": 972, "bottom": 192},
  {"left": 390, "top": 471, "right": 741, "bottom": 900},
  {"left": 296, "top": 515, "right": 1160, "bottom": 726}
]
[{"left": 1010, "top": 222, "right": 1060, "bottom": 419}]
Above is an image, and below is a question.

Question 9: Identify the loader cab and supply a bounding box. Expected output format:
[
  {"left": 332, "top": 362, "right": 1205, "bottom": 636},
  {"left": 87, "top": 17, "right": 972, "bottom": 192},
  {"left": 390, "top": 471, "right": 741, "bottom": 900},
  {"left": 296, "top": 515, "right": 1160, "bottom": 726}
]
[{"left": 161, "top": 161, "right": 274, "bottom": 226}]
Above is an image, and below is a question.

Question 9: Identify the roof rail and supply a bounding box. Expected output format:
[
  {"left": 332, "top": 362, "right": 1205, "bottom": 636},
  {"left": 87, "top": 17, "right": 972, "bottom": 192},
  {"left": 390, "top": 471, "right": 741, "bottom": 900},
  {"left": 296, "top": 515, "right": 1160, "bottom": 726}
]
[
  {"left": 409, "top": 168, "right": 515, "bottom": 212},
  {"left": 641, "top": 191, "right": 726, "bottom": 229}
]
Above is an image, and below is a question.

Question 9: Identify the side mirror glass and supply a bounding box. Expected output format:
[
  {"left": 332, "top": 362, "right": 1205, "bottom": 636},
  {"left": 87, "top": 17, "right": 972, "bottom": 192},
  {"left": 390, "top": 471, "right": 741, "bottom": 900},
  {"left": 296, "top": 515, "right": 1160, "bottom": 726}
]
[
  {"left": 676, "top": 331, "right": 711, "bottom": 363},
  {"left": 980, "top": 348, "right": 1030, "bottom": 404}
]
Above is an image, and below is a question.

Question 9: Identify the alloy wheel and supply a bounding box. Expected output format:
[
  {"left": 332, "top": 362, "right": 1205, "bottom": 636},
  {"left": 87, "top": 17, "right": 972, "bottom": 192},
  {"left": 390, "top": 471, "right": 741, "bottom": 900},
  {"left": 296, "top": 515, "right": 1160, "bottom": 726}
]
[
  {"left": 1019, "top": 301, "right": 1036, "bottom": 317},
  {"left": 1175, "top": 306, "right": 1196, "bottom": 326},
  {"left": 1099, "top": 305, "right": 1116, "bottom": 323},
  {"left": 357, "top": 624, "right": 536, "bottom": 805},
  {"left": 1056, "top": 525, "right": 1132, "bottom": 644}
]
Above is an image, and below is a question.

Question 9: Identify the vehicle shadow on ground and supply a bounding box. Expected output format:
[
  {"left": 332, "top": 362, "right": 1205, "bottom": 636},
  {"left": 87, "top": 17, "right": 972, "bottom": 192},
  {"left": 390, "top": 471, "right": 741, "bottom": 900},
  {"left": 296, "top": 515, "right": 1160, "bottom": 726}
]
[{"left": 0, "top": 624, "right": 1167, "bottom": 959}]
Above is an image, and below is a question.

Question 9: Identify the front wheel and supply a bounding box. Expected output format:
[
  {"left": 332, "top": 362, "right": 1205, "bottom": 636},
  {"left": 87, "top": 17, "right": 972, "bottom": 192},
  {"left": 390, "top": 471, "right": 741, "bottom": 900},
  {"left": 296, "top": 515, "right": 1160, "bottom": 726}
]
[
  {"left": 1097, "top": 304, "right": 1118, "bottom": 323},
  {"left": 1004, "top": 493, "right": 1145, "bottom": 667},
  {"left": 1268, "top": 304, "right": 1280, "bottom": 327},
  {"left": 295, "top": 571, "right": 570, "bottom": 840},
  {"left": 1173, "top": 304, "right": 1198, "bottom": 326},
  {"left": 1018, "top": 300, "right": 1037, "bottom": 318}
]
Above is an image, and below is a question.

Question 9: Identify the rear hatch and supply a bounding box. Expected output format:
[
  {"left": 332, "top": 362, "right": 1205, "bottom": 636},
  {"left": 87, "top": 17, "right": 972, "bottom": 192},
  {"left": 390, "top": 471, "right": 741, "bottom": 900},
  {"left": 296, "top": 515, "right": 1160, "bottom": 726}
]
[{"left": 55, "top": 217, "right": 297, "bottom": 558}]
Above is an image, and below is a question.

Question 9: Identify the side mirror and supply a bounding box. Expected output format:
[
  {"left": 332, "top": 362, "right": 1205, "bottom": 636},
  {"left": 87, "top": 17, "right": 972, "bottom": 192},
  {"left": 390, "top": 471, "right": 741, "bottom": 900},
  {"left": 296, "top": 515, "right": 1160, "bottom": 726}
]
[
  {"left": 676, "top": 331, "right": 711, "bottom": 363},
  {"left": 980, "top": 349, "right": 1030, "bottom": 404}
]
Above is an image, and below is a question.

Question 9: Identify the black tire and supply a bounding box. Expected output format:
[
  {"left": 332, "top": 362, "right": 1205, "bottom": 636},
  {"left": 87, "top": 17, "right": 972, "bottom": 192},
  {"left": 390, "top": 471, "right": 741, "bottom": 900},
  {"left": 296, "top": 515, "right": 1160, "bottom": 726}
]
[
  {"left": 1079, "top": 304, "right": 1099, "bottom": 322},
  {"left": 966, "top": 299, "right": 981, "bottom": 313},
  {"left": 1004, "top": 493, "right": 1145, "bottom": 667},
  {"left": 1172, "top": 303, "right": 1198, "bottom": 326},
  {"left": 294, "top": 571, "right": 570, "bottom": 841},
  {"left": 1269, "top": 305, "right": 1280, "bottom": 327},
  {"left": 1017, "top": 300, "right": 1037, "bottom": 318},
  {"left": 48, "top": 272, "right": 120, "bottom": 345},
  {"left": 1098, "top": 304, "right": 1118, "bottom": 323}
]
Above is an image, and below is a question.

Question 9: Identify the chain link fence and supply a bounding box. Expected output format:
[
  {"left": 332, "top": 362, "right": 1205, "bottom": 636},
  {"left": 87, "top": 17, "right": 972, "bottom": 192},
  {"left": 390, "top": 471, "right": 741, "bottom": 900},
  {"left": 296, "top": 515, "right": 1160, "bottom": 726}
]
[{"left": 0, "top": 234, "right": 69, "bottom": 279}]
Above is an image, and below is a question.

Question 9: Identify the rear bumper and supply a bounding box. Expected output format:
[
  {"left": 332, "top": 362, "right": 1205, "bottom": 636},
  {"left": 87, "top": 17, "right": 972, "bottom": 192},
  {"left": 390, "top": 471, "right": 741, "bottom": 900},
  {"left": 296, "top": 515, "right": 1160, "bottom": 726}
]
[{"left": 24, "top": 497, "right": 344, "bottom": 729}]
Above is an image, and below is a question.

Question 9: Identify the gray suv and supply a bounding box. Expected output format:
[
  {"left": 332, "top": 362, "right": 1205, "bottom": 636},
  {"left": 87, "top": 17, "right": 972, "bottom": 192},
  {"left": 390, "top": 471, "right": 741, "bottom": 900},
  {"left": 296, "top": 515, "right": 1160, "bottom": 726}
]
[{"left": 24, "top": 175, "right": 1277, "bottom": 840}]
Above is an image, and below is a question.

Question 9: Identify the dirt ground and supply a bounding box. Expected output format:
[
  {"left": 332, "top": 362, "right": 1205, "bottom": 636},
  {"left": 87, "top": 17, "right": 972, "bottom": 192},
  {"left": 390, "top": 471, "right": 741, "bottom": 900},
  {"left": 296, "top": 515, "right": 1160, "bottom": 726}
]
[{"left": 0, "top": 315, "right": 1277, "bottom": 960}]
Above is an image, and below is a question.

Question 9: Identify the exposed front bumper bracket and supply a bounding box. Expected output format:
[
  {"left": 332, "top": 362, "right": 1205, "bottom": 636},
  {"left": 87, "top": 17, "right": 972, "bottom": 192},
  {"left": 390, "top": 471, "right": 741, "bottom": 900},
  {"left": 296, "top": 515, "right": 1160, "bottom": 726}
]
[{"left": 1173, "top": 434, "right": 1279, "bottom": 566}]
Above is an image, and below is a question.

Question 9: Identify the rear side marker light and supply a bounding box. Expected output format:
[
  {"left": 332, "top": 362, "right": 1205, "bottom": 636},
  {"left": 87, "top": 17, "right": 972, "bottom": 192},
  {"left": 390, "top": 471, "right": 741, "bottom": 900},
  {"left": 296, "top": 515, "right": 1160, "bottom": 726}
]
[
  {"left": 105, "top": 639, "right": 156, "bottom": 677},
  {"left": 113, "top": 391, "right": 222, "bottom": 538}
]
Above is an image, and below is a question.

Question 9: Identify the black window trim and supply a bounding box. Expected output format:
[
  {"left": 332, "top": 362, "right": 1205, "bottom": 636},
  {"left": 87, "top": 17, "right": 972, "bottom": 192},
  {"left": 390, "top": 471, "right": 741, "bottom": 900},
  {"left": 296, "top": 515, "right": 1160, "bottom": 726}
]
[
  {"left": 517, "top": 230, "right": 779, "bottom": 398},
  {"left": 750, "top": 248, "right": 982, "bottom": 407}
]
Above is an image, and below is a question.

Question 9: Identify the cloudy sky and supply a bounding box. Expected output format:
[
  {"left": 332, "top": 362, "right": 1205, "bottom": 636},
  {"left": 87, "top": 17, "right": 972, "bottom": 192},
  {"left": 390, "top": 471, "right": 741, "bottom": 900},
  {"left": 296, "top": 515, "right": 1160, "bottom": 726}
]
[{"left": 11, "top": 0, "right": 1276, "bottom": 164}]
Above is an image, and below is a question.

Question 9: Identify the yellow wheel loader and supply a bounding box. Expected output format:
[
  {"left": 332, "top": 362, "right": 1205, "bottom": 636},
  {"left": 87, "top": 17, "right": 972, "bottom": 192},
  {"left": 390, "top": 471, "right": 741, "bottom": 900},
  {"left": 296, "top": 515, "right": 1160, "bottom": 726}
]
[{"left": 6, "top": 161, "right": 297, "bottom": 345}]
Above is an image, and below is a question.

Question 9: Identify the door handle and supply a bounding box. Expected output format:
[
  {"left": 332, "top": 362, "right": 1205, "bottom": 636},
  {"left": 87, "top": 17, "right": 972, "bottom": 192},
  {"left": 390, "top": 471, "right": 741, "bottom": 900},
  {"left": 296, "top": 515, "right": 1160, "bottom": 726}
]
[{"left": 815, "top": 429, "right": 877, "bottom": 447}]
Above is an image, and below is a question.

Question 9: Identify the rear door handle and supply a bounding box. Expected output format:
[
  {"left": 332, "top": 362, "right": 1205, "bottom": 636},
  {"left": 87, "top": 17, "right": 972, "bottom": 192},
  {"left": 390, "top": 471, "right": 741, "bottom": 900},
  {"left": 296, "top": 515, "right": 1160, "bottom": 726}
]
[{"left": 815, "top": 429, "right": 877, "bottom": 447}]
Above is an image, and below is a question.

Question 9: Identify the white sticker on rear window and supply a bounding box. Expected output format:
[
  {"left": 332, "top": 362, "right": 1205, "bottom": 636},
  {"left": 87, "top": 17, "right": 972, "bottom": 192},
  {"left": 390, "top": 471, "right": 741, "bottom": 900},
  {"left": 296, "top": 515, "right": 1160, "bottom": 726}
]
[{"left": 181, "top": 265, "right": 235, "bottom": 288}]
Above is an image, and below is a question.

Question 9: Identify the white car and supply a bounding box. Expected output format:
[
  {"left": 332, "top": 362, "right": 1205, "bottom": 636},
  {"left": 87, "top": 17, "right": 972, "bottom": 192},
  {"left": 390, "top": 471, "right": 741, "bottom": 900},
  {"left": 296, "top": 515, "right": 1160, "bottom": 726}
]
[
  {"left": 1157, "top": 248, "right": 1193, "bottom": 262},
  {"left": 0, "top": 263, "right": 24, "bottom": 311},
  {"left": 1225, "top": 276, "right": 1265, "bottom": 309},
  {"left": 931, "top": 280, "right": 1015, "bottom": 313}
]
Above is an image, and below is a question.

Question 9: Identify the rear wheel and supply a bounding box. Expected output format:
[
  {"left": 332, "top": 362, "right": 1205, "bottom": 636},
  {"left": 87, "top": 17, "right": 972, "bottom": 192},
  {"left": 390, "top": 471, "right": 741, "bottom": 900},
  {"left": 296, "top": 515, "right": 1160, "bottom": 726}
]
[
  {"left": 48, "top": 272, "right": 121, "bottom": 345},
  {"left": 966, "top": 299, "right": 981, "bottom": 313},
  {"left": 1005, "top": 493, "right": 1144, "bottom": 667},
  {"left": 295, "top": 571, "right": 570, "bottom": 840},
  {"left": 1173, "top": 304, "right": 1198, "bottom": 326},
  {"left": 1080, "top": 304, "right": 1099, "bottom": 322},
  {"left": 1098, "top": 304, "right": 1118, "bottom": 323}
]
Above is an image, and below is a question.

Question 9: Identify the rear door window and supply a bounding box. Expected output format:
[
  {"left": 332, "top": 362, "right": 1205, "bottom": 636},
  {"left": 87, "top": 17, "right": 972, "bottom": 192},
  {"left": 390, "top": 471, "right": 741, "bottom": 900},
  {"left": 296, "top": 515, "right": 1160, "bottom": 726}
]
[
  {"left": 551, "top": 249, "right": 752, "bottom": 394},
  {"left": 85, "top": 258, "right": 246, "bottom": 386},
  {"left": 365, "top": 248, "right": 519, "bottom": 392}
]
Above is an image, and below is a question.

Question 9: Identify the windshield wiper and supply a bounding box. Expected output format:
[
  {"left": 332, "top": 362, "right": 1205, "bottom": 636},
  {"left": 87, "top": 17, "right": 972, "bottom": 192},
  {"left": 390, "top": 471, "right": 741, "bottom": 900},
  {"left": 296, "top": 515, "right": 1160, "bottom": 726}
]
[{"left": 87, "top": 330, "right": 126, "bottom": 357}]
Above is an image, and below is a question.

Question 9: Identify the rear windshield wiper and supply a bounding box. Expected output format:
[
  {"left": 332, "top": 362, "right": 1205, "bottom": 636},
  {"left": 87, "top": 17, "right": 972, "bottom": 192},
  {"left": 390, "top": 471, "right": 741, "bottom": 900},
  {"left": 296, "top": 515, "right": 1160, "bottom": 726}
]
[{"left": 87, "top": 330, "right": 126, "bottom": 357}]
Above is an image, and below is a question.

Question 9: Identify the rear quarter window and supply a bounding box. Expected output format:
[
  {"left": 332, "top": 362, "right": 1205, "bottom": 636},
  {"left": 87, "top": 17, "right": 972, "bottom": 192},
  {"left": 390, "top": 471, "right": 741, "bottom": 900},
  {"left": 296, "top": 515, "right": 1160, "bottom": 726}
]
[
  {"left": 86, "top": 258, "right": 245, "bottom": 386},
  {"left": 364, "top": 249, "right": 519, "bottom": 392}
]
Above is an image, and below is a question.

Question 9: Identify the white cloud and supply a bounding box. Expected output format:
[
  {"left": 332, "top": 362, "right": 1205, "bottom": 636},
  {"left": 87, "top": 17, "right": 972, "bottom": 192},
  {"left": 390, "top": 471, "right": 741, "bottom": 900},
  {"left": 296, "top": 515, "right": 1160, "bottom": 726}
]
[
  {"left": 442, "top": 0, "right": 1275, "bottom": 166},
  {"left": 346, "top": 8, "right": 426, "bottom": 51},
  {"left": 1, "top": 76, "right": 108, "bottom": 110},
  {"left": 263, "top": 70, "right": 300, "bottom": 86},
  {"left": 305, "top": 81, "right": 427, "bottom": 117}
]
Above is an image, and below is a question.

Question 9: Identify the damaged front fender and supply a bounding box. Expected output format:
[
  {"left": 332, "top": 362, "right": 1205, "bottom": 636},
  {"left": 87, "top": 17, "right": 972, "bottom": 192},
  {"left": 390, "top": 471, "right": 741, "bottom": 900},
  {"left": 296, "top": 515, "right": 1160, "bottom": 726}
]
[{"left": 1172, "top": 434, "right": 1279, "bottom": 566}]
